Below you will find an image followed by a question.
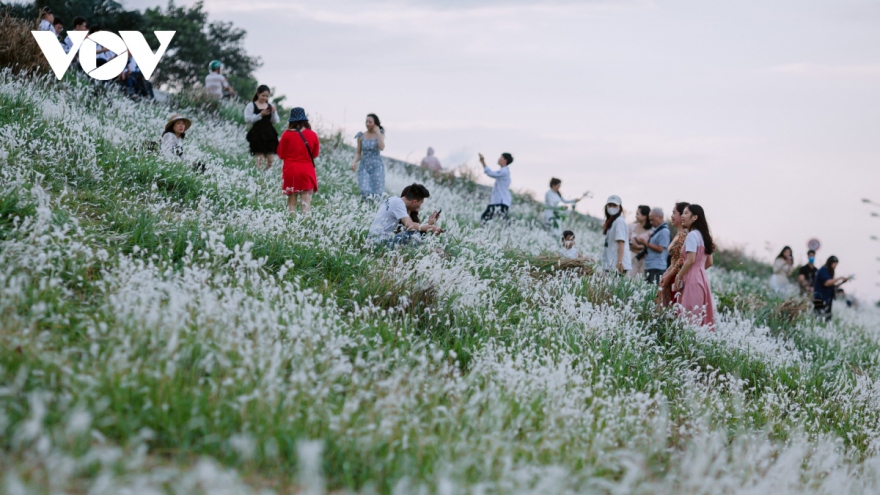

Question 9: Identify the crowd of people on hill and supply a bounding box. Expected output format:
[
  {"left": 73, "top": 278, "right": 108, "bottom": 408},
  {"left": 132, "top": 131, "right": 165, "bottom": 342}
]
[
  {"left": 34, "top": 7, "right": 155, "bottom": 98},
  {"left": 141, "top": 53, "right": 850, "bottom": 330}
]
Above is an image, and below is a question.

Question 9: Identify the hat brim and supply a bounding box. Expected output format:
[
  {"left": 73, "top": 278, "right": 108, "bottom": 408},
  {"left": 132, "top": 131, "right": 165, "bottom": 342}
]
[{"left": 165, "top": 117, "right": 192, "bottom": 134}]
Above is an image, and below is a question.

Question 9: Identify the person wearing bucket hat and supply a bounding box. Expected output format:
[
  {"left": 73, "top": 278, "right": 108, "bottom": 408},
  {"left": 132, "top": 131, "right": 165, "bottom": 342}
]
[
  {"left": 160, "top": 113, "right": 192, "bottom": 160},
  {"left": 205, "top": 60, "right": 235, "bottom": 99},
  {"left": 277, "top": 107, "right": 320, "bottom": 217},
  {"left": 601, "top": 195, "right": 631, "bottom": 275}
]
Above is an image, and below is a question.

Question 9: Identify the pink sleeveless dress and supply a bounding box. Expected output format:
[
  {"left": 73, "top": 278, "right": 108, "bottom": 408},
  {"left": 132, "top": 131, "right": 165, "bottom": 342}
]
[{"left": 676, "top": 231, "right": 716, "bottom": 329}]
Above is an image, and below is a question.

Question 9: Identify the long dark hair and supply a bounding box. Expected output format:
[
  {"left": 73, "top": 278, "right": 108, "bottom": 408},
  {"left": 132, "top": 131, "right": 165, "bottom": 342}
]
[
  {"left": 776, "top": 246, "right": 792, "bottom": 261},
  {"left": 674, "top": 202, "right": 690, "bottom": 216},
  {"left": 824, "top": 256, "right": 838, "bottom": 278},
  {"left": 288, "top": 121, "right": 311, "bottom": 131},
  {"left": 637, "top": 205, "right": 651, "bottom": 229},
  {"left": 367, "top": 113, "right": 384, "bottom": 133},
  {"left": 252, "top": 84, "right": 271, "bottom": 103},
  {"left": 683, "top": 204, "right": 715, "bottom": 255},
  {"left": 603, "top": 204, "right": 622, "bottom": 235}
]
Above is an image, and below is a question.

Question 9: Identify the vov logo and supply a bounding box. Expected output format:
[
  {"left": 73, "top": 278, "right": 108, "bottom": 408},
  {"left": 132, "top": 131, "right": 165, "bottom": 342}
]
[{"left": 31, "top": 30, "right": 175, "bottom": 81}]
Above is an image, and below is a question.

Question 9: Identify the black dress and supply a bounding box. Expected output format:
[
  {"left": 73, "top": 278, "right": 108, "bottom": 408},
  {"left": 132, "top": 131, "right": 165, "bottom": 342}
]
[{"left": 246, "top": 103, "right": 279, "bottom": 155}]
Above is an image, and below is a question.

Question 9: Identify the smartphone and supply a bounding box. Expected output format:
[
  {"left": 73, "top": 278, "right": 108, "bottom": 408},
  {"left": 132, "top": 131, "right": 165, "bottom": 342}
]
[{"left": 437, "top": 208, "right": 442, "bottom": 216}]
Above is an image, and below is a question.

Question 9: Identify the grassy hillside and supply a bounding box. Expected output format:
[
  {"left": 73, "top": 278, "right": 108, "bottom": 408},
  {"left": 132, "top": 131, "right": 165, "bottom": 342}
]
[{"left": 2, "top": 70, "right": 880, "bottom": 494}]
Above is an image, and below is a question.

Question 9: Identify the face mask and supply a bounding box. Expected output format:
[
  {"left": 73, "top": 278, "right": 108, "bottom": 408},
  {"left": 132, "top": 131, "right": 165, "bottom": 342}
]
[
  {"left": 808, "top": 257, "right": 815, "bottom": 264},
  {"left": 607, "top": 206, "right": 620, "bottom": 216}
]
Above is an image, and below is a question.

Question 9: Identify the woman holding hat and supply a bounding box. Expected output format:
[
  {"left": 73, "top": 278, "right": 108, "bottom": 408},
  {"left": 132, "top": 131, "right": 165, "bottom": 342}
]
[
  {"left": 277, "top": 108, "right": 320, "bottom": 217},
  {"left": 601, "top": 195, "right": 631, "bottom": 275},
  {"left": 244, "top": 84, "right": 280, "bottom": 171},
  {"left": 161, "top": 113, "right": 192, "bottom": 160}
]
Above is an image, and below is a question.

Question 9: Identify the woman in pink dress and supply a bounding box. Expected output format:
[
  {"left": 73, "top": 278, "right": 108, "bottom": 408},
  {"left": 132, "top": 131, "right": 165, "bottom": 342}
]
[{"left": 674, "top": 204, "right": 716, "bottom": 329}]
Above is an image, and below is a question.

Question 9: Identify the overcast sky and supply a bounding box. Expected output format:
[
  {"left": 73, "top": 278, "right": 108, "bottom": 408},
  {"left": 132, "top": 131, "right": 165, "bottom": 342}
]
[{"left": 129, "top": 0, "right": 880, "bottom": 299}]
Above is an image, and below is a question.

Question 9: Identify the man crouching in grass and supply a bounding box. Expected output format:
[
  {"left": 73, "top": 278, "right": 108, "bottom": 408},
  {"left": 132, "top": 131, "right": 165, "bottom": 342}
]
[{"left": 368, "top": 183, "right": 443, "bottom": 248}]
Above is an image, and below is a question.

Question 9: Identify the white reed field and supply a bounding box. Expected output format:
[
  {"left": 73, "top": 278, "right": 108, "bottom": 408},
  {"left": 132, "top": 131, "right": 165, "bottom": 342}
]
[{"left": 2, "top": 70, "right": 880, "bottom": 494}]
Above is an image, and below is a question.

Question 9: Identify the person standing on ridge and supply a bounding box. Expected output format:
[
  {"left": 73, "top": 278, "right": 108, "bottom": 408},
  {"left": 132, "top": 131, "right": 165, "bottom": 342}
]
[
  {"left": 544, "top": 178, "right": 582, "bottom": 237},
  {"left": 601, "top": 195, "right": 631, "bottom": 275},
  {"left": 479, "top": 152, "right": 513, "bottom": 222},
  {"left": 205, "top": 60, "right": 236, "bottom": 99},
  {"left": 798, "top": 249, "right": 818, "bottom": 296},
  {"left": 420, "top": 147, "right": 442, "bottom": 172},
  {"left": 351, "top": 114, "right": 386, "bottom": 201},
  {"left": 278, "top": 108, "right": 320, "bottom": 217},
  {"left": 244, "top": 84, "right": 280, "bottom": 171},
  {"left": 675, "top": 204, "right": 716, "bottom": 329}
]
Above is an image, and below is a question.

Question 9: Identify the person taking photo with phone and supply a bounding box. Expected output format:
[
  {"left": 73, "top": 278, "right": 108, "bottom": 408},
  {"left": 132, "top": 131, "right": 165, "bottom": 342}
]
[{"left": 244, "top": 84, "right": 280, "bottom": 171}]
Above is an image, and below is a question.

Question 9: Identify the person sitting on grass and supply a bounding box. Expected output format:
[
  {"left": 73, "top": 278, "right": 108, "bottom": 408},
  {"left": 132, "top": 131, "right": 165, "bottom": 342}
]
[
  {"left": 559, "top": 230, "right": 582, "bottom": 259},
  {"left": 368, "top": 183, "right": 443, "bottom": 247},
  {"left": 161, "top": 114, "right": 205, "bottom": 173}
]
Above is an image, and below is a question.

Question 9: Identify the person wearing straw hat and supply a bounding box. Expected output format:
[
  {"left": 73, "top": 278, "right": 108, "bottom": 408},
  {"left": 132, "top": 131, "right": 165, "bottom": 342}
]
[
  {"left": 277, "top": 108, "right": 320, "bottom": 217},
  {"left": 601, "top": 195, "right": 631, "bottom": 275},
  {"left": 160, "top": 114, "right": 192, "bottom": 160}
]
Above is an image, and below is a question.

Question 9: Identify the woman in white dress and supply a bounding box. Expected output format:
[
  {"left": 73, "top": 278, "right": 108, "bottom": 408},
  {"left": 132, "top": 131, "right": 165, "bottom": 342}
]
[{"left": 770, "top": 246, "right": 794, "bottom": 294}]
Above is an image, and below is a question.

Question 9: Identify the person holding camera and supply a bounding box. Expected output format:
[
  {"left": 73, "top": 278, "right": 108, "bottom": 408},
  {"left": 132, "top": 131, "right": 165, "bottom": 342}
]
[
  {"left": 245, "top": 85, "right": 280, "bottom": 171},
  {"left": 813, "top": 256, "right": 852, "bottom": 321}
]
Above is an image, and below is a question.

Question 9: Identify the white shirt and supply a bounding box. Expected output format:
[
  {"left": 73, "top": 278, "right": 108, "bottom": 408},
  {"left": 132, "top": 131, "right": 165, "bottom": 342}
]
[
  {"left": 602, "top": 216, "right": 632, "bottom": 271},
  {"left": 684, "top": 230, "right": 704, "bottom": 252},
  {"left": 244, "top": 102, "right": 280, "bottom": 125},
  {"left": 560, "top": 246, "right": 579, "bottom": 259},
  {"left": 63, "top": 35, "right": 74, "bottom": 54},
  {"left": 483, "top": 166, "right": 511, "bottom": 206},
  {"left": 38, "top": 19, "right": 54, "bottom": 32},
  {"left": 369, "top": 196, "right": 408, "bottom": 238},
  {"left": 160, "top": 132, "right": 183, "bottom": 160},
  {"left": 95, "top": 44, "right": 115, "bottom": 61},
  {"left": 544, "top": 189, "right": 577, "bottom": 210},
  {"left": 205, "top": 72, "right": 229, "bottom": 98}
]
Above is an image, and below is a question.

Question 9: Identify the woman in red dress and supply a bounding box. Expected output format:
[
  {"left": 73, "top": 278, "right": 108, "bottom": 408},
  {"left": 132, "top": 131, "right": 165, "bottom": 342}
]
[{"left": 277, "top": 107, "right": 320, "bottom": 217}]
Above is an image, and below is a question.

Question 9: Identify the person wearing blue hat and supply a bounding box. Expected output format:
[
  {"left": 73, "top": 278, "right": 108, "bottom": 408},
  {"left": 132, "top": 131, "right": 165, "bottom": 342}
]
[{"left": 277, "top": 108, "right": 320, "bottom": 217}]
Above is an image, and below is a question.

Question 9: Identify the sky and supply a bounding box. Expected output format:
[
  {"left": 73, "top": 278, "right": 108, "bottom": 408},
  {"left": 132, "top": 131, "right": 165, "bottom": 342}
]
[{"left": 127, "top": 0, "right": 880, "bottom": 299}]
